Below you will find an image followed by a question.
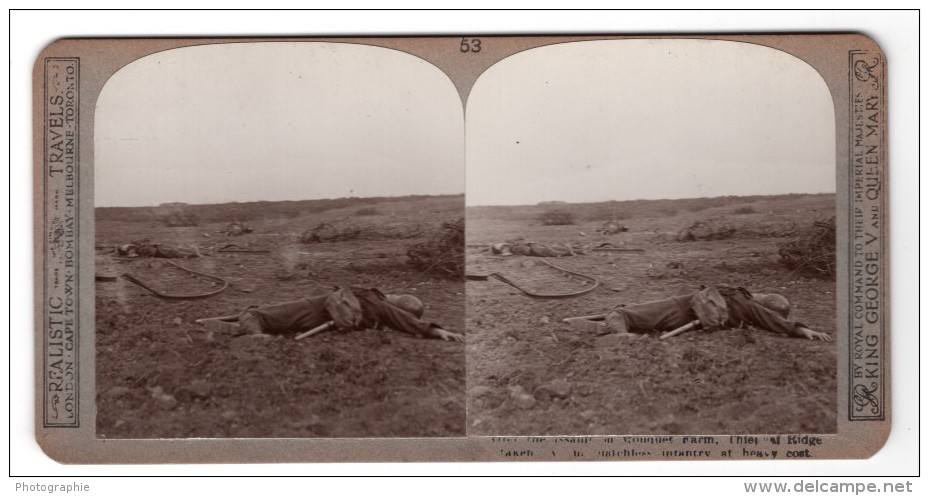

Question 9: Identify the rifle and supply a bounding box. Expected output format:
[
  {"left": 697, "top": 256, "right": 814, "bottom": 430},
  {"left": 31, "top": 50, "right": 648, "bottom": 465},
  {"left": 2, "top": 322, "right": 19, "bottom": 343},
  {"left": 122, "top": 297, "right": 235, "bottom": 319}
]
[
  {"left": 659, "top": 319, "right": 701, "bottom": 340},
  {"left": 294, "top": 320, "right": 335, "bottom": 341}
]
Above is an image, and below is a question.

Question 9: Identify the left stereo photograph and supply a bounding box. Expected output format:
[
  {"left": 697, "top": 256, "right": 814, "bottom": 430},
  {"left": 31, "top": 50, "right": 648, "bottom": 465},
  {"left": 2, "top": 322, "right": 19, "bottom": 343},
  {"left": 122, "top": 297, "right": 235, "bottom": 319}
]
[{"left": 92, "top": 42, "right": 467, "bottom": 439}]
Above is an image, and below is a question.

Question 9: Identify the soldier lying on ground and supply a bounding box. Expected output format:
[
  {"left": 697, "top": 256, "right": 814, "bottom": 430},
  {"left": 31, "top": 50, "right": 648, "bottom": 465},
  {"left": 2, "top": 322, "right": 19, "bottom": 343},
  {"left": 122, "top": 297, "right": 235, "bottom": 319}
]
[
  {"left": 595, "top": 220, "right": 628, "bottom": 235},
  {"left": 491, "top": 240, "right": 585, "bottom": 257},
  {"left": 238, "top": 286, "right": 464, "bottom": 342},
  {"left": 116, "top": 239, "right": 202, "bottom": 258},
  {"left": 599, "top": 285, "right": 832, "bottom": 341},
  {"left": 221, "top": 221, "right": 252, "bottom": 237}
]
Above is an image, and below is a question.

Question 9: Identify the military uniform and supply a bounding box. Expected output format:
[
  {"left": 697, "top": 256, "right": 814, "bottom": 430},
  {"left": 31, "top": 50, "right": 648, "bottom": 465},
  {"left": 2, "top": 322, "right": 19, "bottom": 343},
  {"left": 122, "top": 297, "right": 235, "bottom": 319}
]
[
  {"left": 239, "top": 287, "right": 452, "bottom": 339},
  {"left": 604, "top": 286, "right": 814, "bottom": 338}
]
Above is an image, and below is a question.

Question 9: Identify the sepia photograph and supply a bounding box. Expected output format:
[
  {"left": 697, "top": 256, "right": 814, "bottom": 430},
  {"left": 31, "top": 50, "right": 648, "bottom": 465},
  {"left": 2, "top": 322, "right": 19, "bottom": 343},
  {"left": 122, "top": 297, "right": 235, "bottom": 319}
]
[
  {"left": 465, "top": 39, "right": 838, "bottom": 436},
  {"left": 26, "top": 27, "right": 901, "bottom": 467},
  {"left": 92, "top": 42, "right": 467, "bottom": 438}
]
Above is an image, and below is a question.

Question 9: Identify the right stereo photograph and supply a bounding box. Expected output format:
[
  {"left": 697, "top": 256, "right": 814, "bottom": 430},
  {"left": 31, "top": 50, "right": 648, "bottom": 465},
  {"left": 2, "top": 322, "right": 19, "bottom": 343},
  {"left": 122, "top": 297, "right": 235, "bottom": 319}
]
[{"left": 464, "top": 39, "right": 838, "bottom": 436}]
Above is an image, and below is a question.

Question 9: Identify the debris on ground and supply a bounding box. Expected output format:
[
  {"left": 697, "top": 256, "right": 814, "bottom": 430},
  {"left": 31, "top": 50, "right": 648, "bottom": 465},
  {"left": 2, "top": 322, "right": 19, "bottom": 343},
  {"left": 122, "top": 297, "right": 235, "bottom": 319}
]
[
  {"left": 538, "top": 209, "right": 576, "bottom": 226},
  {"left": 301, "top": 219, "right": 363, "bottom": 243},
  {"left": 595, "top": 220, "right": 629, "bottom": 235},
  {"left": 677, "top": 217, "right": 798, "bottom": 242},
  {"left": 777, "top": 216, "right": 836, "bottom": 277},
  {"left": 381, "top": 223, "right": 427, "bottom": 240},
  {"left": 490, "top": 238, "right": 586, "bottom": 257},
  {"left": 147, "top": 386, "right": 178, "bottom": 410},
  {"left": 406, "top": 218, "right": 464, "bottom": 277},
  {"left": 677, "top": 218, "right": 737, "bottom": 241},
  {"left": 116, "top": 238, "right": 203, "bottom": 258},
  {"left": 300, "top": 218, "right": 429, "bottom": 243},
  {"left": 221, "top": 222, "right": 253, "bottom": 237}
]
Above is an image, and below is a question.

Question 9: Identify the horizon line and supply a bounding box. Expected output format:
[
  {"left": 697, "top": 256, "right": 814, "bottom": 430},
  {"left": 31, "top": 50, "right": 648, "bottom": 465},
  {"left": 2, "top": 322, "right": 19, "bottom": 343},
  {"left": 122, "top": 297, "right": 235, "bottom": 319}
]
[
  {"left": 95, "top": 192, "right": 466, "bottom": 209},
  {"left": 465, "top": 191, "right": 837, "bottom": 208}
]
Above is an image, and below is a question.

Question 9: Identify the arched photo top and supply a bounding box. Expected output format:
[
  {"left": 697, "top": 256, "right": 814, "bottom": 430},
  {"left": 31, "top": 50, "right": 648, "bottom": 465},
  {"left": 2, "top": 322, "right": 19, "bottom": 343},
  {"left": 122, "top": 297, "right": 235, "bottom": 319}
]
[
  {"left": 466, "top": 39, "right": 836, "bottom": 206},
  {"left": 95, "top": 42, "right": 463, "bottom": 207}
]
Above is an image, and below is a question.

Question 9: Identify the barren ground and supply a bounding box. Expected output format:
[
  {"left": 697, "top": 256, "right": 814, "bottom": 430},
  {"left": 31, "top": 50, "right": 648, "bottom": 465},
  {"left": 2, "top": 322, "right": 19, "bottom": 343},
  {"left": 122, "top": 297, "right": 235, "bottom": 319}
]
[
  {"left": 466, "top": 194, "right": 837, "bottom": 436},
  {"left": 95, "top": 196, "right": 465, "bottom": 438},
  {"left": 94, "top": 193, "right": 836, "bottom": 438}
]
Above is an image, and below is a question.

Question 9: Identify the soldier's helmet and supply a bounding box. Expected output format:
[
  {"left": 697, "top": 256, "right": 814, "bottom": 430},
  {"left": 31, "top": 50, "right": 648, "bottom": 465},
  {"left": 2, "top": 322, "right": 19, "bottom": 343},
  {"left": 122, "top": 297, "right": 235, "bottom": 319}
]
[
  {"left": 754, "top": 293, "right": 791, "bottom": 318},
  {"left": 386, "top": 294, "right": 425, "bottom": 319}
]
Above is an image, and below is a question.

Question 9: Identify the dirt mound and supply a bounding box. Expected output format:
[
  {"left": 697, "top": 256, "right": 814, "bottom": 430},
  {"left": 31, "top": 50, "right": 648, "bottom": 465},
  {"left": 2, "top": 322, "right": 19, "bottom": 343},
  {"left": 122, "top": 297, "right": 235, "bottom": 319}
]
[
  {"left": 538, "top": 209, "right": 576, "bottom": 226},
  {"left": 677, "top": 218, "right": 737, "bottom": 241},
  {"left": 406, "top": 218, "right": 464, "bottom": 277},
  {"left": 777, "top": 217, "right": 836, "bottom": 277},
  {"left": 301, "top": 218, "right": 428, "bottom": 243},
  {"left": 301, "top": 219, "right": 363, "bottom": 243},
  {"left": 595, "top": 220, "right": 628, "bottom": 235},
  {"left": 380, "top": 223, "right": 428, "bottom": 240},
  {"left": 677, "top": 217, "right": 798, "bottom": 241},
  {"left": 221, "top": 222, "right": 252, "bottom": 237}
]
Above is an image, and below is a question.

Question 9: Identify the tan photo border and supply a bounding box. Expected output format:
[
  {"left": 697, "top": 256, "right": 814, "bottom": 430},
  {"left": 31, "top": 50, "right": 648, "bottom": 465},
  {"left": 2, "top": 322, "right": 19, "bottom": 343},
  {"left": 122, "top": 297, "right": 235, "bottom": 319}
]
[{"left": 32, "top": 33, "right": 888, "bottom": 463}]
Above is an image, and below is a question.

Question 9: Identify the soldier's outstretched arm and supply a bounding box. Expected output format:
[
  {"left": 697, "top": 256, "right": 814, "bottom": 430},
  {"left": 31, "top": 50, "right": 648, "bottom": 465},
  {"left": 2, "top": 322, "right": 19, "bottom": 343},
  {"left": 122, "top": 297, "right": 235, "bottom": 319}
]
[
  {"left": 429, "top": 326, "right": 464, "bottom": 342},
  {"left": 738, "top": 298, "right": 832, "bottom": 342},
  {"left": 359, "top": 291, "right": 463, "bottom": 342},
  {"left": 795, "top": 326, "right": 833, "bottom": 342}
]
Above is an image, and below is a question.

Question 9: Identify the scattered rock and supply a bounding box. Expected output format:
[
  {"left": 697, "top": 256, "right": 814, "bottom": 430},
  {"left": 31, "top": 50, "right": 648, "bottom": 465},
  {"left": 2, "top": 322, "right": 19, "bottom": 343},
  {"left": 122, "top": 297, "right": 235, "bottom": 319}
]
[
  {"left": 508, "top": 385, "right": 536, "bottom": 409},
  {"left": 147, "top": 386, "right": 177, "bottom": 410},
  {"left": 514, "top": 394, "right": 535, "bottom": 410},
  {"left": 107, "top": 386, "right": 132, "bottom": 398},
  {"left": 236, "top": 284, "right": 257, "bottom": 293},
  {"left": 540, "top": 316, "right": 550, "bottom": 324},
  {"left": 176, "top": 380, "right": 212, "bottom": 401},
  {"left": 513, "top": 393, "right": 536, "bottom": 409},
  {"left": 171, "top": 317, "right": 183, "bottom": 326},
  {"left": 596, "top": 221, "right": 629, "bottom": 235},
  {"left": 470, "top": 385, "right": 492, "bottom": 398},
  {"left": 544, "top": 379, "right": 572, "bottom": 399}
]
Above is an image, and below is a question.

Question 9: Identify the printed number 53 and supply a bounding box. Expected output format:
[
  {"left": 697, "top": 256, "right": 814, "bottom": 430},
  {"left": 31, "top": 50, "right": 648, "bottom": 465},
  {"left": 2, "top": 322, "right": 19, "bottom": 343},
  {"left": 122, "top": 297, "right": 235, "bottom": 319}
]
[{"left": 460, "top": 37, "right": 481, "bottom": 53}]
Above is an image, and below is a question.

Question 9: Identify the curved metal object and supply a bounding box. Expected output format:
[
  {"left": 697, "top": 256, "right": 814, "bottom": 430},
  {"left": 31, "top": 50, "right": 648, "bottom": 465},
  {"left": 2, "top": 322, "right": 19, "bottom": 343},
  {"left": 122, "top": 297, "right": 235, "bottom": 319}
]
[
  {"left": 121, "top": 260, "right": 228, "bottom": 300},
  {"left": 217, "top": 244, "right": 270, "bottom": 254},
  {"left": 591, "top": 242, "right": 645, "bottom": 253},
  {"left": 488, "top": 259, "right": 600, "bottom": 299}
]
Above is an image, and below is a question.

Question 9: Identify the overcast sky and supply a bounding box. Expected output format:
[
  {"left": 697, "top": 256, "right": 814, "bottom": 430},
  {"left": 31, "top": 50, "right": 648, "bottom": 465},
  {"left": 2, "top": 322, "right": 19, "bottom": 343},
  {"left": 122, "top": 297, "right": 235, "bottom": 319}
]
[
  {"left": 466, "top": 39, "right": 836, "bottom": 206},
  {"left": 95, "top": 42, "right": 464, "bottom": 207}
]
